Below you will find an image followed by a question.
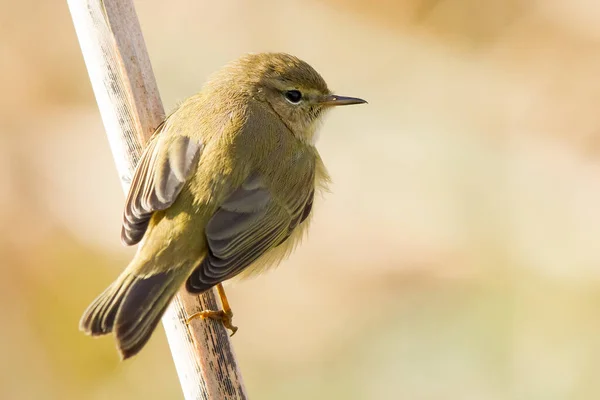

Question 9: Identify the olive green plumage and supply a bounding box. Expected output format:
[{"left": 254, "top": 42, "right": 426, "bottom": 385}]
[{"left": 79, "top": 52, "right": 366, "bottom": 359}]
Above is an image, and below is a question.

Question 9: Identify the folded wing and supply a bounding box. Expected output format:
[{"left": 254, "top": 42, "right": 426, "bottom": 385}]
[
  {"left": 121, "top": 126, "right": 203, "bottom": 246},
  {"left": 187, "top": 173, "right": 314, "bottom": 292}
]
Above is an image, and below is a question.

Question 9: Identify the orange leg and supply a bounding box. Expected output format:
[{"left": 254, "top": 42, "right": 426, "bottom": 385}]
[{"left": 186, "top": 283, "right": 238, "bottom": 336}]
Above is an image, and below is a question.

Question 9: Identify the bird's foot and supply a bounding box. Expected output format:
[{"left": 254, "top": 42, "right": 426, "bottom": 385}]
[{"left": 186, "top": 309, "right": 238, "bottom": 336}]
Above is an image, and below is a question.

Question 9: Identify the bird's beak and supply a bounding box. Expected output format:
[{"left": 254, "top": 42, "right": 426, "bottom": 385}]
[{"left": 319, "top": 94, "right": 368, "bottom": 106}]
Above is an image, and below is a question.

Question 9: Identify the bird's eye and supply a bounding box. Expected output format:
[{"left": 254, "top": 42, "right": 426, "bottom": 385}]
[{"left": 284, "top": 90, "right": 302, "bottom": 104}]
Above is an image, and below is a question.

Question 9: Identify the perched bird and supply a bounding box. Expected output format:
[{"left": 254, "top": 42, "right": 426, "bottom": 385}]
[{"left": 80, "top": 52, "right": 366, "bottom": 359}]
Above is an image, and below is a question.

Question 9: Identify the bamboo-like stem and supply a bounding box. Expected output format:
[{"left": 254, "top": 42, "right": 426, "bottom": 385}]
[{"left": 67, "top": 1, "right": 247, "bottom": 398}]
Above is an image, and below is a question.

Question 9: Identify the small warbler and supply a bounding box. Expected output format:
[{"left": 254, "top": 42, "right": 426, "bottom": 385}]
[{"left": 80, "top": 52, "right": 366, "bottom": 359}]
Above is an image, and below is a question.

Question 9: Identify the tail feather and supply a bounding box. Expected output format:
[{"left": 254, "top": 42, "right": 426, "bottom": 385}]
[
  {"left": 114, "top": 272, "right": 180, "bottom": 358},
  {"left": 79, "top": 277, "right": 134, "bottom": 335},
  {"left": 80, "top": 270, "right": 186, "bottom": 359}
]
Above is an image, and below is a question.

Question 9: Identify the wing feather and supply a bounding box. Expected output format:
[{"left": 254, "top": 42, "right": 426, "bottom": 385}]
[
  {"left": 186, "top": 173, "right": 314, "bottom": 291},
  {"left": 121, "top": 127, "right": 203, "bottom": 246}
]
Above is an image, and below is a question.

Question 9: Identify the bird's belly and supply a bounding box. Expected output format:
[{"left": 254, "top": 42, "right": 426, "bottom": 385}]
[{"left": 231, "top": 215, "right": 313, "bottom": 281}]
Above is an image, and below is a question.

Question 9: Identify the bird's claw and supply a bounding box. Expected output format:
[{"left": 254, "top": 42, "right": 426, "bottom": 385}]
[{"left": 186, "top": 309, "right": 238, "bottom": 336}]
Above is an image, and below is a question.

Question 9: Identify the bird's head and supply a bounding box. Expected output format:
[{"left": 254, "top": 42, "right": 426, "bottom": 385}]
[{"left": 222, "top": 53, "right": 366, "bottom": 144}]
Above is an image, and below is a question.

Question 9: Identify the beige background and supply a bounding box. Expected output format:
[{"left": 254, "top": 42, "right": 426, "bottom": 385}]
[{"left": 2, "top": 0, "right": 600, "bottom": 399}]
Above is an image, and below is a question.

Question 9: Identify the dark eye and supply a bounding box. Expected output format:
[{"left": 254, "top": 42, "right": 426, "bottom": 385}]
[{"left": 284, "top": 90, "right": 302, "bottom": 104}]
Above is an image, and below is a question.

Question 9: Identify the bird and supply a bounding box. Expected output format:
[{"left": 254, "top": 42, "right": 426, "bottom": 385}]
[{"left": 79, "top": 52, "right": 366, "bottom": 359}]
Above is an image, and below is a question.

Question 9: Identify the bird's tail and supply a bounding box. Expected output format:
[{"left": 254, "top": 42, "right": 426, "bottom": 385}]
[{"left": 79, "top": 267, "right": 189, "bottom": 359}]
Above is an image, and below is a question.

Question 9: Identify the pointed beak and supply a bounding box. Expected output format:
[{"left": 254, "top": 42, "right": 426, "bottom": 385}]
[{"left": 319, "top": 94, "right": 368, "bottom": 106}]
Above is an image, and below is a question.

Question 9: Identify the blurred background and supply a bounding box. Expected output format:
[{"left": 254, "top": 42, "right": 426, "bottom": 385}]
[{"left": 3, "top": 0, "right": 600, "bottom": 398}]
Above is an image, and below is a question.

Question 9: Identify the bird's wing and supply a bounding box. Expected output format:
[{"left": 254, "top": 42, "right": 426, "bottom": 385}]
[
  {"left": 186, "top": 173, "right": 314, "bottom": 291},
  {"left": 121, "top": 124, "right": 203, "bottom": 245}
]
